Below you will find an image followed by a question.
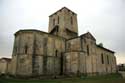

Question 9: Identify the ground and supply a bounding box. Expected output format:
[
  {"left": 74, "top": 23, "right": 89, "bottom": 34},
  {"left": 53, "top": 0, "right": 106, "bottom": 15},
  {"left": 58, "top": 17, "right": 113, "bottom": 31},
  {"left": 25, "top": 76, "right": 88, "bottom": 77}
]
[{"left": 0, "top": 73, "right": 125, "bottom": 83}]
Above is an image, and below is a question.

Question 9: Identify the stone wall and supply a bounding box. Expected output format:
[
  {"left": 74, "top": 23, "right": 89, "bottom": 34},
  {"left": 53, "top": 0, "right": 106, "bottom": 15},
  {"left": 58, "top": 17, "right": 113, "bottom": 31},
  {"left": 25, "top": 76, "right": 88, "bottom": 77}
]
[
  {"left": 8, "top": 7, "right": 117, "bottom": 77},
  {"left": 33, "top": 31, "right": 65, "bottom": 75},
  {"left": 0, "top": 58, "right": 11, "bottom": 74},
  {"left": 11, "top": 30, "right": 116, "bottom": 76},
  {"left": 65, "top": 37, "right": 86, "bottom": 75},
  {"left": 81, "top": 34, "right": 97, "bottom": 74},
  {"left": 12, "top": 30, "right": 65, "bottom": 76},
  {"left": 66, "top": 37, "right": 82, "bottom": 52},
  {"left": 64, "top": 52, "right": 86, "bottom": 75},
  {"left": 65, "top": 32, "right": 117, "bottom": 75},
  {"left": 96, "top": 46, "right": 116, "bottom": 74},
  {"left": 0, "top": 59, "right": 8, "bottom": 74},
  {"left": 12, "top": 30, "right": 35, "bottom": 76}
]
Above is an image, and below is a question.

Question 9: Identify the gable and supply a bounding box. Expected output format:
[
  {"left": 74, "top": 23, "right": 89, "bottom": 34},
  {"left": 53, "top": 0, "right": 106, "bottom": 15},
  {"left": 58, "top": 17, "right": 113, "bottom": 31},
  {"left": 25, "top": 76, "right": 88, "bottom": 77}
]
[{"left": 80, "top": 32, "right": 96, "bottom": 41}]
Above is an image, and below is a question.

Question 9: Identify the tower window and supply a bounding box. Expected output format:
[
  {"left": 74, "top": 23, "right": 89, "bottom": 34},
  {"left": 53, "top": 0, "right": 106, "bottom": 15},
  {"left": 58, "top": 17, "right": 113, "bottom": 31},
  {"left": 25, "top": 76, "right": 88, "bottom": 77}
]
[
  {"left": 101, "top": 53, "right": 104, "bottom": 64},
  {"left": 87, "top": 45, "right": 89, "bottom": 56},
  {"left": 53, "top": 18, "right": 55, "bottom": 26},
  {"left": 57, "top": 16, "right": 59, "bottom": 24},
  {"left": 71, "top": 16, "right": 73, "bottom": 24},
  {"left": 25, "top": 45, "right": 28, "bottom": 54}
]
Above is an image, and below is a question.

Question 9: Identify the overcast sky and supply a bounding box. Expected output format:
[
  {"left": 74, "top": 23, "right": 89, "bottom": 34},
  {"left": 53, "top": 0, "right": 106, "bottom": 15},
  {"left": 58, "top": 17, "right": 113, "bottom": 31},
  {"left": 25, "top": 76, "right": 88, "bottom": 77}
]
[{"left": 0, "top": 0, "right": 124, "bottom": 64}]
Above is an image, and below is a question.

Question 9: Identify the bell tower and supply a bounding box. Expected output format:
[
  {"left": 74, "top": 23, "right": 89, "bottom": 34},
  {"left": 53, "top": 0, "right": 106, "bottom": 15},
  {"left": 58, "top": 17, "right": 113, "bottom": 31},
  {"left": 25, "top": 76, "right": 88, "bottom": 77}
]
[{"left": 48, "top": 7, "right": 78, "bottom": 39}]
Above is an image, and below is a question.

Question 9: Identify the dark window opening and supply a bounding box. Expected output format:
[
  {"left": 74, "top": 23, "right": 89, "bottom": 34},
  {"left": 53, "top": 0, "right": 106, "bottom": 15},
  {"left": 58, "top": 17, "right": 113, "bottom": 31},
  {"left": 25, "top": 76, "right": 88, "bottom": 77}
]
[
  {"left": 71, "top": 16, "right": 73, "bottom": 24},
  {"left": 55, "top": 50, "right": 58, "bottom": 57},
  {"left": 107, "top": 55, "right": 109, "bottom": 64},
  {"left": 49, "top": 25, "right": 59, "bottom": 35},
  {"left": 101, "top": 53, "right": 104, "bottom": 64},
  {"left": 60, "top": 52, "right": 63, "bottom": 75},
  {"left": 53, "top": 19, "right": 55, "bottom": 26},
  {"left": 25, "top": 45, "right": 28, "bottom": 54},
  {"left": 57, "top": 16, "right": 59, "bottom": 24},
  {"left": 55, "top": 25, "right": 59, "bottom": 35},
  {"left": 87, "top": 45, "right": 89, "bottom": 56},
  {"left": 56, "top": 26, "right": 59, "bottom": 32}
]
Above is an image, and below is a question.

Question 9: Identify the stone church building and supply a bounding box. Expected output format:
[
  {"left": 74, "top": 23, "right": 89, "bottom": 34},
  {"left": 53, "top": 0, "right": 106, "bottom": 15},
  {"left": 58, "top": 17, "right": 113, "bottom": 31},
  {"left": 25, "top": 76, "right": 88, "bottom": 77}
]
[{"left": 9, "top": 7, "right": 117, "bottom": 76}]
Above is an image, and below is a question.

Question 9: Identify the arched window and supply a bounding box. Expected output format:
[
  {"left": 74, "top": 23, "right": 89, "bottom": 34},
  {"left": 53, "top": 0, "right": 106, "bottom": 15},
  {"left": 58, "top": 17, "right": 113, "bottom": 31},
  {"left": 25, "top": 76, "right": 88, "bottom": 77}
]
[
  {"left": 55, "top": 50, "right": 58, "bottom": 57},
  {"left": 87, "top": 45, "right": 89, "bottom": 56},
  {"left": 60, "top": 52, "right": 63, "bottom": 75},
  {"left": 25, "top": 45, "right": 28, "bottom": 54},
  {"left": 107, "top": 55, "right": 109, "bottom": 64},
  {"left": 101, "top": 53, "right": 104, "bottom": 64},
  {"left": 56, "top": 26, "right": 59, "bottom": 32},
  {"left": 53, "top": 18, "right": 55, "bottom": 26}
]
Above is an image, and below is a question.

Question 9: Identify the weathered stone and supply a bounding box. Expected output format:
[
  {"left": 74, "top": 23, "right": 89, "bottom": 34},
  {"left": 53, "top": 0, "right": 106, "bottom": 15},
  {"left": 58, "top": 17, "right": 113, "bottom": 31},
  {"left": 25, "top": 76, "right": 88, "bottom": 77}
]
[{"left": 0, "top": 7, "right": 117, "bottom": 76}]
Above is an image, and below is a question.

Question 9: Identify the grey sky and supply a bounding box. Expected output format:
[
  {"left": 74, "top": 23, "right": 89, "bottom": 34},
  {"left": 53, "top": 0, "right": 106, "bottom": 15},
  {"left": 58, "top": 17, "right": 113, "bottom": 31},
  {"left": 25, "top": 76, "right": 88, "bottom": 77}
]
[{"left": 0, "top": 0, "right": 124, "bottom": 64}]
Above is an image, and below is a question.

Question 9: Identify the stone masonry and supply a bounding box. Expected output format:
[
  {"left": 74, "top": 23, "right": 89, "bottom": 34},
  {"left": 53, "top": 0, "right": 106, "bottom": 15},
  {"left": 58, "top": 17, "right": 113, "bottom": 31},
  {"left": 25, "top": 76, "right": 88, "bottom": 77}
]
[{"left": 8, "top": 7, "right": 117, "bottom": 76}]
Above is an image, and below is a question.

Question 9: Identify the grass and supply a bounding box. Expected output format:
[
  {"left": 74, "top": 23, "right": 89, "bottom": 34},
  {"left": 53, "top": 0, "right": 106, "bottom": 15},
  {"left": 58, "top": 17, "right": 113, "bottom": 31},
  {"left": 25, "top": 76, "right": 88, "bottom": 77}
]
[{"left": 0, "top": 73, "right": 125, "bottom": 83}]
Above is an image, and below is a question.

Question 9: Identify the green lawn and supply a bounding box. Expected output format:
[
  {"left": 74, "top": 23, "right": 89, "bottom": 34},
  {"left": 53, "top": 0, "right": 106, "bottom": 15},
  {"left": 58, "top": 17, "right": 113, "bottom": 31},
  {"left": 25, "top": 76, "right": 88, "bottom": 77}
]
[{"left": 0, "top": 73, "right": 125, "bottom": 83}]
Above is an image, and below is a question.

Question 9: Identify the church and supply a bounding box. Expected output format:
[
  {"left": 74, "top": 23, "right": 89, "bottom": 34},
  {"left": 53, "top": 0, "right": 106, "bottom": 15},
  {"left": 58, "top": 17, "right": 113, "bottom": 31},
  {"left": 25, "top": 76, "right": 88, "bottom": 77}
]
[{"left": 9, "top": 7, "right": 117, "bottom": 76}]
